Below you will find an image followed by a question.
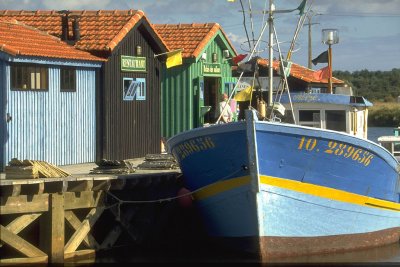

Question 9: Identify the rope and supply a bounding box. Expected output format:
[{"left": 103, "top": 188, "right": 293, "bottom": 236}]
[{"left": 104, "top": 167, "right": 245, "bottom": 209}]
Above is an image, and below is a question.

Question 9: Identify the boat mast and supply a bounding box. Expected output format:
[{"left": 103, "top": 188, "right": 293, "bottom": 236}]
[{"left": 268, "top": 0, "right": 274, "bottom": 107}]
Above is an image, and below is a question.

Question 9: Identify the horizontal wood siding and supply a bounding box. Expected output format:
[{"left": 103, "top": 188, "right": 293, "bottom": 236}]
[
  {"left": 4, "top": 64, "right": 97, "bottom": 167},
  {"left": 101, "top": 22, "right": 162, "bottom": 160}
]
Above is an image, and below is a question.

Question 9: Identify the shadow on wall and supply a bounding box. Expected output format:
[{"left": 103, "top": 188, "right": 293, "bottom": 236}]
[{"left": 0, "top": 62, "right": 8, "bottom": 172}]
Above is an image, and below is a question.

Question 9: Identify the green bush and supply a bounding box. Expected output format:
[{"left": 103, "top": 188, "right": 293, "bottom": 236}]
[{"left": 368, "top": 102, "right": 400, "bottom": 127}]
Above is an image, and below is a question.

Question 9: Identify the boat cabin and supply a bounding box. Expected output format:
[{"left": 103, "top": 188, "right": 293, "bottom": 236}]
[{"left": 279, "top": 93, "right": 372, "bottom": 139}]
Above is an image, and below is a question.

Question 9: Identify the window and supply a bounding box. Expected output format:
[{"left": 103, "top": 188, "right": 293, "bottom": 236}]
[
  {"left": 123, "top": 78, "right": 146, "bottom": 101},
  {"left": 299, "top": 110, "right": 321, "bottom": 128},
  {"left": 11, "top": 64, "right": 48, "bottom": 90},
  {"left": 60, "top": 67, "right": 76, "bottom": 91},
  {"left": 326, "top": 110, "right": 346, "bottom": 132}
]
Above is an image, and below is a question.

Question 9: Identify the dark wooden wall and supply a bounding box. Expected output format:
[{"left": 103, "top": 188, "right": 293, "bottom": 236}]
[{"left": 100, "top": 21, "right": 163, "bottom": 161}]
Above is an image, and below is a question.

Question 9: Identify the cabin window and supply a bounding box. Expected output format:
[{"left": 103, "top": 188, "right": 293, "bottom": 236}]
[
  {"left": 326, "top": 110, "right": 346, "bottom": 132},
  {"left": 122, "top": 77, "right": 146, "bottom": 101},
  {"left": 298, "top": 110, "right": 321, "bottom": 128},
  {"left": 60, "top": 67, "right": 76, "bottom": 92},
  {"left": 11, "top": 64, "right": 48, "bottom": 91}
]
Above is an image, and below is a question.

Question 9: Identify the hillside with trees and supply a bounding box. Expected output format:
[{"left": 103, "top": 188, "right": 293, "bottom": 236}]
[
  {"left": 333, "top": 69, "right": 400, "bottom": 126},
  {"left": 333, "top": 68, "right": 400, "bottom": 102}
]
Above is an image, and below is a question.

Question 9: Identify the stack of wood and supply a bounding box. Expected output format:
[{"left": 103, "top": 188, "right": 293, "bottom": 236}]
[
  {"left": 90, "top": 159, "right": 135, "bottom": 174},
  {"left": 5, "top": 158, "right": 71, "bottom": 179},
  {"left": 137, "top": 153, "right": 179, "bottom": 170}
]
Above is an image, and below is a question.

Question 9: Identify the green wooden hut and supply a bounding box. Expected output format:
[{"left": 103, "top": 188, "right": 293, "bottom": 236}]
[{"left": 154, "top": 23, "right": 238, "bottom": 138}]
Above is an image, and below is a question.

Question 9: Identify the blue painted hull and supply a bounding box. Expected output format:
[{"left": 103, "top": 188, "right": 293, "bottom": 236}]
[{"left": 167, "top": 113, "right": 400, "bottom": 259}]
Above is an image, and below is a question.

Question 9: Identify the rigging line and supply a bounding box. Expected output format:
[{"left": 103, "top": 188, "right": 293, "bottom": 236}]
[
  {"left": 240, "top": 0, "right": 252, "bottom": 53},
  {"left": 270, "top": 21, "right": 296, "bottom": 124},
  {"left": 248, "top": 0, "right": 256, "bottom": 50},
  {"left": 216, "top": 17, "right": 270, "bottom": 124},
  {"left": 261, "top": 0, "right": 269, "bottom": 31},
  {"left": 287, "top": 0, "right": 313, "bottom": 61},
  {"left": 273, "top": 1, "right": 312, "bottom": 94},
  {"left": 272, "top": 0, "right": 312, "bottom": 101}
]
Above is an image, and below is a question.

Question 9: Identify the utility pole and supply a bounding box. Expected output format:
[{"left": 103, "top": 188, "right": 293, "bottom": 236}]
[{"left": 304, "top": 10, "right": 320, "bottom": 69}]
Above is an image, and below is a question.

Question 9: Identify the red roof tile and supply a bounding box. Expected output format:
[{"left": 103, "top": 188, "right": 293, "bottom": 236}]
[
  {"left": 0, "top": 10, "right": 169, "bottom": 54},
  {"left": 257, "top": 58, "right": 344, "bottom": 84},
  {"left": 154, "top": 23, "right": 237, "bottom": 58},
  {"left": 0, "top": 18, "right": 104, "bottom": 61}
]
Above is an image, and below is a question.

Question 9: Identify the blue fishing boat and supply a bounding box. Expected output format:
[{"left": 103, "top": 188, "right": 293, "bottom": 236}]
[{"left": 167, "top": 0, "right": 400, "bottom": 260}]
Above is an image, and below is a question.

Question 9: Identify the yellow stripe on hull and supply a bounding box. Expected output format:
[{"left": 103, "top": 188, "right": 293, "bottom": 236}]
[
  {"left": 260, "top": 175, "right": 400, "bottom": 212},
  {"left": 194, "top": 174, "right": 400, "bottom": 212},
  {"left": 194, "top": 176, "right": 251, "bottom": 200}
]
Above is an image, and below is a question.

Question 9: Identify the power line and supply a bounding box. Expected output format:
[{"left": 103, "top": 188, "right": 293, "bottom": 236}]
[{"left": 321, "top": 13, "right": 400, "bottom": 18}]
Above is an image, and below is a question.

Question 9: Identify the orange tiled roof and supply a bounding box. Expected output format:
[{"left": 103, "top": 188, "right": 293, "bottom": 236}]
[
  {"left": 154, "top": 23, "right": 237, "bottom": 58},
  {"left": 0, "top": 18, "right": 104, "bottom": 61},
  {"left": 257, "top": 58, "right": 345, "bottom": 84},
  {"left": 0, "top": 10, "right": 169, "bottom": 54}
]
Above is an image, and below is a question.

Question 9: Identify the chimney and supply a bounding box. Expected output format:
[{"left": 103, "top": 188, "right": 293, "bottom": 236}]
[
  {"left": 58, "top": 10, "right": 71, "bottom": 41},
  {"left": 72, "top": 16, "right": 81, "bottom": 42}
]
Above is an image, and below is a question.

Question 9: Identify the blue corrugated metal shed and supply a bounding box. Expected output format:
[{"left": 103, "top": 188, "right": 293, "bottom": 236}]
[{"left": 0, "top": 55, "right": 102, "bottom": 170}]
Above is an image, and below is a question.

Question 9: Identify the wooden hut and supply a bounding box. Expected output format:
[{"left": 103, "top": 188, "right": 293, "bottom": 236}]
[
  {"left": 154, "top": 23, "right": 238, "bottom": 138},
  {"left": 0, "top": 17, "right": 103, "bottom": 170}
]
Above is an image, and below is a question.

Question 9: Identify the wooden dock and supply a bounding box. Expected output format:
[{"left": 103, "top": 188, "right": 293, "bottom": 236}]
[{"left": 0, "top": 157, "right": 182, "bottom": 264}]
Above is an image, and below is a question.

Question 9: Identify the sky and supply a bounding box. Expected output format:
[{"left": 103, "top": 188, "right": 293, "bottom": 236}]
[{"left": 1, "top": 0, "right": 399, "bottom": 72}]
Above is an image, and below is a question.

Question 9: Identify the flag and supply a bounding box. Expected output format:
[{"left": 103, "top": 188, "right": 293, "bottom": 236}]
[
  {"left": 232, "top": 53, "right": 247, "bottom": 64},
  {"left": 313, "top": 66, "right": 331, "bottom": 81},
  {"left": 312, "top": 50, "right": 328, "bottom": 65},
  {"left": 166, "top": 49, "right": 183, "bottom": 68},
  {"left": 278, "top": 60, "right": 292, "bottom": 77},
  {"left": 296, "top": 0, "right": 307, "bottom": 15},
  {"left": 234, "top": 86, "right": 253, "bottom": 102}
]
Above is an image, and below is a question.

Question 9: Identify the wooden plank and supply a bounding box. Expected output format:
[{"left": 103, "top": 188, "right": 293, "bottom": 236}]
[
  {"left": 1, "top": 194, "right": 49, "bottom": 215},
  {"left": 6, "top": 213, "right": 42, "bottom": 234},
  {"left": 0, "top": 225, "right": 47, "bottom": 257},
  {"left": 20, "top": 182, "right": 45, "bottom": 195},
  {"left": 65, "top": 211, "right": 100, "bottom": 249},
  {"left": 92, "top": 179, "right": 111, "bottom": 191},
  {"left": 0, "top": 256, "right": 48, "bottom": 265},
  {"left": 0, "top": 214, "right": 41, "bottom": 248},
  {"left": 67, "top": 180, "right": 93, "bottom": 192},
  {"left": 64, "top": 249, "right": 95, "bottom": 262},
  {"left": 64, "top": 191, "right": 105, "bottom": 210},
  {"left": 0, "top": 184, "right": 21, "bottom": 197},
  {"left": 100, "top": 225, "right": 123, "bottom": 250},
  {"left": 49, "top": 193, "right": 64, "bottom": 263},
  {"left": 64, "top": 207, "right": 104, "bottom": 254}
]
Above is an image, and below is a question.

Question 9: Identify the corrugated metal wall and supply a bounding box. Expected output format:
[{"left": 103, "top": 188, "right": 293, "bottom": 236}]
[
  {"left": 101, "top": 23, "right": 163, "bottom": 160},
  {"left": 161, "top": 32, "right": 237, "bottom": 138},
  {"left": 3, "top": 63, "right": 97, "bottom": 167}
]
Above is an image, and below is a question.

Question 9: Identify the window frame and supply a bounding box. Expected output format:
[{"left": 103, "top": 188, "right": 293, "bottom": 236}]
[
  {"left": 60, "top": 67, "right": 77, "bottom": 92},
  {"left": 10, "top": 63, "right": 49, "bottom": 91},
  {"left": 122, "top": 77, "right": 146, "bottom": 101}
]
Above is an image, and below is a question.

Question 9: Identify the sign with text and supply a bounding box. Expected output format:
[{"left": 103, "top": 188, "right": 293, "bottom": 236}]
[
  {"left": 121, "top": 56, "right": 146, "bottom": 72},
  {"left": 202, "top": 63, "right": 221, "bottom": 76}
]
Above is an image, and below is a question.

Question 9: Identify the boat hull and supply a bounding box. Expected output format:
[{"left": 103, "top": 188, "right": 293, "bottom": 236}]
[{"left": 167, "top": 114, "right": 400, "bottom": 259}]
